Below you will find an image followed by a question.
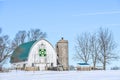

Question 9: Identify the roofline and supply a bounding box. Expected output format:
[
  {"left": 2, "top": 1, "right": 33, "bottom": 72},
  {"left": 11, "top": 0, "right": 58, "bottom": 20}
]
[
  {"left": 33, "top": 38, "right": 55, "bottom": 49},
  {"left": 28, "top": 38, "right": 57, "bottom": 57}
]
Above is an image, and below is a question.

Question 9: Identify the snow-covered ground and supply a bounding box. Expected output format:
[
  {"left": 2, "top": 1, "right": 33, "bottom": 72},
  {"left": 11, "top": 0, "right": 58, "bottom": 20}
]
[{"left": 0, "top": 70, "right": 120, "bottom": 80}]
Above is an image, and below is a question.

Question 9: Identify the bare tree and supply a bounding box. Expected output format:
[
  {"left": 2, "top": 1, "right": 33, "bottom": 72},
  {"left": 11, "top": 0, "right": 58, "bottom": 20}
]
[
  {"left": 74, "top": 28, "right": 119, "bottom": 70},
  {"left": 98, "top": 28, "right": 118, "bottom": 70},
  {"left": 12, "top": 29, "right": 46, "bottom": 50},
  {"left": 12, "top": 30, "right": 27, "bottom": 49},
  {"left": 74, "top": 33, "right": 91, "bottom": 63},
  {"left": 19, "top": 31, "right": 26, "bottom": 44},
  {"left": 89, "top": 33, "right": 100, "bottom": 70},
  {"left": 0, "top": 29, "right": 11, "bottom": 62},
  {"left": 27, "top": 29, "right": 46, "bottom": 41}
]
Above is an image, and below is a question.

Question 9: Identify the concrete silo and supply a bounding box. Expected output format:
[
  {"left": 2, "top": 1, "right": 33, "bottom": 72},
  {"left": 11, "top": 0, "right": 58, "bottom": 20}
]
[{"left": 56, "top": 37, "right": 69, "bottom": 70}]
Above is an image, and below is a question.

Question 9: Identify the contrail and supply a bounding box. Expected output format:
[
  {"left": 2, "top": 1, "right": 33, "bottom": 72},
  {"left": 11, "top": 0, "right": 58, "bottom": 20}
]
[{"left": 72, "top": 11, "right": 120, "bottom": 16}]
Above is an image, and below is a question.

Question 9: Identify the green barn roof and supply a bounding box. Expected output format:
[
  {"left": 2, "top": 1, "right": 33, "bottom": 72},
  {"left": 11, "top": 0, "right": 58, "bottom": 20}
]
[{"left": 11, "top": 41, "right": 36, "bottom": 63}]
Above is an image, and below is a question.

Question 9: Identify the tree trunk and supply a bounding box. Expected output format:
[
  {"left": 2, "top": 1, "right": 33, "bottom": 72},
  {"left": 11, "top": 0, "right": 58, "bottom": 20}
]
[
  {"left": 103, "top": 55, "right": 106, "bottom": 70},
  {"left": 93, "top": 61, "right": 96, "bottom": 70},
  {"left": 103, "top": 62, "right": 106, "bottom": 70}
]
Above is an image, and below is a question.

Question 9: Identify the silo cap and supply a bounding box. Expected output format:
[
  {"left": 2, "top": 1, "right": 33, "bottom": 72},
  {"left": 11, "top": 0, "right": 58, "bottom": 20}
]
[{"left": 58, "top": 37, "right": 68, "bottom": 43}]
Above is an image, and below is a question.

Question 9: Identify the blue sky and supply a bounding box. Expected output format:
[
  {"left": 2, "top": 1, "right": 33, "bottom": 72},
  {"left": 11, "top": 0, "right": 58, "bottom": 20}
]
[{"left": 0, "top": 0, "right": 120, "bottom": 69}]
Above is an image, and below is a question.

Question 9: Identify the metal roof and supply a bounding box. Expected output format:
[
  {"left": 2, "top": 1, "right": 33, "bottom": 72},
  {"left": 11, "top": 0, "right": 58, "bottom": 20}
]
[
  {"left": 78, "top": 63, "right": 89, "bottom": 65},
  {"left": 11, "top": 40, "right": 36, "bottom": 63}
]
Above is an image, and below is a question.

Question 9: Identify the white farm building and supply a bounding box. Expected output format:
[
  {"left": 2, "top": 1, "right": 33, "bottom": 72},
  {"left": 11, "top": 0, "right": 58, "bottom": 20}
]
[{"left": 11, "top": 38, "right": 68, "bottom": 71}]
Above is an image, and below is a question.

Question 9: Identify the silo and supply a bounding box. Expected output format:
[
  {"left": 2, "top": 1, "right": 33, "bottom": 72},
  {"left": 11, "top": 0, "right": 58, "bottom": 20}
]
[{"left": 56, "top": 37, "right": 68, "bottom": 70}]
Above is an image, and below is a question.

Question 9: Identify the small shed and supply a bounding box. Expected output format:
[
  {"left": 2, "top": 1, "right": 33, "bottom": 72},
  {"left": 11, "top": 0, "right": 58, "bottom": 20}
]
[{"left": 77, "top": 63, "right": 91, "bottom": 71}]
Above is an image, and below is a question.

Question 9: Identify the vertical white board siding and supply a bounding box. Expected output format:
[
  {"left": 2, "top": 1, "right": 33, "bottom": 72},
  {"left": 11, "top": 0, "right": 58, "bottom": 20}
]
[{"left": 27, "top": 39, "right": 57, "bottom": 70}]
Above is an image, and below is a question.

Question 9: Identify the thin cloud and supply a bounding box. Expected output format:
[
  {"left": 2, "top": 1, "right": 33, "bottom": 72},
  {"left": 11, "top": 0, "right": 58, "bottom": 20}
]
[
  {"left": 72, "top": 11, "right": 120, "bottom": 16},
  {"left": 105, "top": 23, "right": 120, "bottom": 26}
]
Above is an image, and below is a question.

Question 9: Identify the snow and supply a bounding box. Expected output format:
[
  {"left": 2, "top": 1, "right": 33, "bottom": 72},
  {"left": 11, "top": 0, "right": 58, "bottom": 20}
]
[{"left": 0, "top": 70, "right": 120, "bottom": 80}]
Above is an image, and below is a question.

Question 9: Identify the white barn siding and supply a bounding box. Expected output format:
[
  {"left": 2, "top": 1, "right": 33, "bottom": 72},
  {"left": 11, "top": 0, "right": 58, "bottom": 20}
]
[{"left": 27, "top": 39, "right": 57, "bottom": 70}]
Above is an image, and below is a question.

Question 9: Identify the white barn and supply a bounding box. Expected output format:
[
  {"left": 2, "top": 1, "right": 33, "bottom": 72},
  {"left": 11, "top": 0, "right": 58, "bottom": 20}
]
[
  {"left": 11, "top": 38, "right": 68, "bottom": 71},
  {"left": 11, "top": 39, "right": 57, "bottom": 71}
]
